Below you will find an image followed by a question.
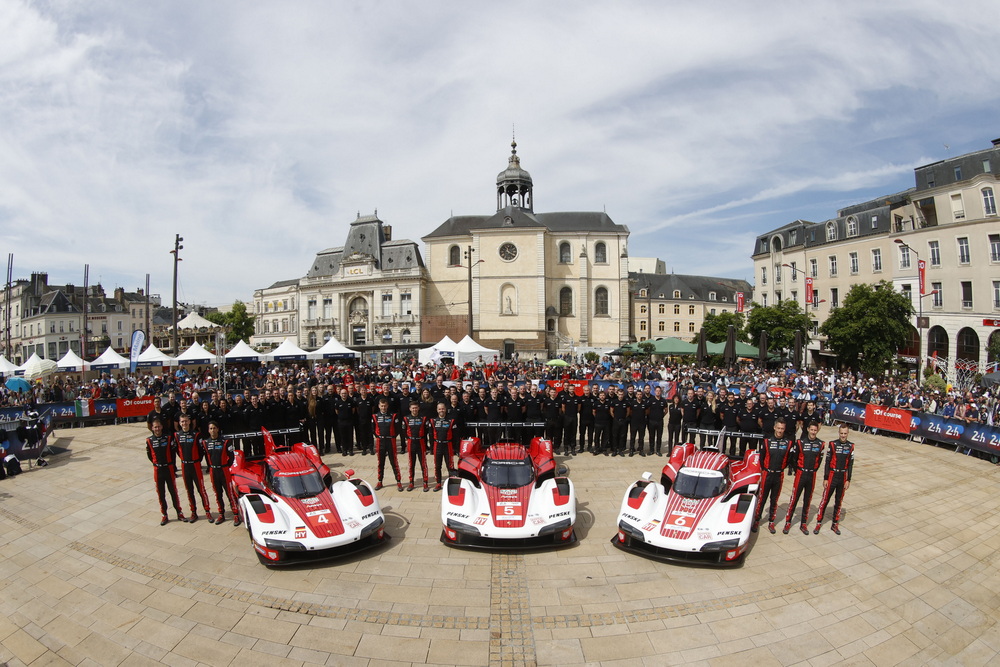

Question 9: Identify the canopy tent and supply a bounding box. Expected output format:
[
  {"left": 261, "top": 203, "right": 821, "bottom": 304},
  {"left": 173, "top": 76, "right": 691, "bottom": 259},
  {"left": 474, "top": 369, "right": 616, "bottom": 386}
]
[
  {"left": 17, "top": 353, "right": 58, "bottom": 380},
  {"left": 175, "top": 342, "right": 219, "bottom": 366},
  {"left": 418, "top": 335, "right": 459, "bottom": 365},
  {"left": 56, "top": 349, "right": 90, "bottom": 372},
  {"left": 136, "top": 344, "right": 177, "bottom": 368},
  {"left": 224, "top": 340, "right": 263, "bottom": 363},
  {"left": 0, "top": 355, "right": 20, "bottom": 376},
  {"left": 90, "top": 346, "right": 130, "bottom": 371},
  {"left": 649, "top": 337, "right": 698, "bottom": 355},
  {"left": 312, "top": 337, "right": 360, "bottom": 360},
  {"left": 705, "top": 340, "right": 759, "bottom": 357},
  {"left": 453, "top": 335, "right": 499, "bottom": 365},
  {"left": 168, "top": 311, "right": 224, "bottom": 332},
  {"left": 263, "top": 338, "right": 310, "bottom": 362}
]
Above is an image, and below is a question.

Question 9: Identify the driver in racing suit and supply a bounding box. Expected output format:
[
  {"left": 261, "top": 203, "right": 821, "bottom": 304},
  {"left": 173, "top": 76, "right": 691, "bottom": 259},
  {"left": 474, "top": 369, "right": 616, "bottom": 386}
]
[
  {"left": 782, "top": 420, "right": 824, "bottom": 535},
  {"left": 431, "top": 402, "right": 457, "bottom": 491},
  {"left": 753, "top": 418, "right": 793, "bottom": 534},
  {"left": 174, "top": 414, "right": 213, "bottom": 523},
  {"left": 814, "top": 423, "right": 855, "bottom": 535},
  {"left": 400, "top": 401, "right": 430, "bottom": 492},
  {"left": 146, "top": 417, "right": 185, "bottom": 526},
  {"left": 204, "top": 421, "right": 240, "bottom": 526},
  {"left": 372, "top": 398, "right": 403, "bottom": 491}
]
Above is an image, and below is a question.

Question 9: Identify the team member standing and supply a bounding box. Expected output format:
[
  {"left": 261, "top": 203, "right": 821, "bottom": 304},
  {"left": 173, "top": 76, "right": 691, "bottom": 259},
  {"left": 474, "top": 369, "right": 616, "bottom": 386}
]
[
  {"left": 680, "top": 388, "right": 701, "bottom": 444},
  {"left": 354, "top": 384, "right": 376, "bottom": 455},
  {"left": 577, "top": 385, "right": 596, "bottom": 453},
  {"left": 203, "top": 421, "right": 240, "bottom": 526},
  {"left": 814, "top": 423, "right": 855, "bottom": 535},
  {"left": 737, "top": 397, "right": 761, "bottom": 456},
  {"left": 593, "top": 390, "right": 612, "bottom": 455},
  {"left": 753, "top": 418, "right": 793, "bottom": 534},
  {"left": 666, "top": 393, "right": 683, "bottom": 454},
  {"left": 561, "top": 388, "right": 581, "bottom": 455},
  {"left": 610, "top": 386, "right": 629, "bottom": 457},
  {"left": 543, "top": 387, "right": 563, "bottom": 451},
  {"left": 146, "top": 417, "right": 185, "bottom": 526},
  {"left": 401, "top": 401, "right": 430, "bottom": 491},
  {"left": 372, "top": 398, "right": 403, "bottom": 491},
  {"left": 698, "top": 390, "right": 720, "bottom": 449},
  {"left": 783, "top": 421, "right": 824, "bottom": 535},
  {"left": 431, "top": 402, "right": 457, "bottom": 491},
  {"left": 334, "top": 388, "right": 357, "bottom": 456},
  {"left": 646, "top": 385, "right": 666, "bottom": 456},
  {"left": 718, "top": 393, "right": 741, "bottom": 457},
  {"left": 628, "top": 391, "right": 648, "bottom": 456},
  {"left": 174, "top": 414, "right": 213, "bottom": 523}
]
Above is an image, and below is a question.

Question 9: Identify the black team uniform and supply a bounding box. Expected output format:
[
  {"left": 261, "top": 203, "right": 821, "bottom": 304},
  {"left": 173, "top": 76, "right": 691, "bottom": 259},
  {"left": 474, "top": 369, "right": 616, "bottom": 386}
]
[
  {"left": 593, "top": 394, "right": 612, "bottom": 455},
  {"left": 334, "top": 394, "right": 356, "bottom": 456},
  {"left": 611, "top": 393, "right": 629, "bottom": 456},
  {"left": 680, "top": 394, "right": 700, "bottom": 444},
  {"left": 543, "top": 393, "right": 563, "bottom": 450},
  {"left": 666, "top": 401, "right": 683, "bottom": 454},
  {"left": 628, "top": 395, "right": 648, "bottom": 456},
  {"left": 737, "top": 404, "right": 760, "bottom": 456},
  {"left": 578, "top": 391, "right": 595, "bottom": 453},
  {"left": 562, "top": 390, "right": 581, "bottom": 454},
  {"left": 646, "top": 393, "right": 665, "bottom": 456}
]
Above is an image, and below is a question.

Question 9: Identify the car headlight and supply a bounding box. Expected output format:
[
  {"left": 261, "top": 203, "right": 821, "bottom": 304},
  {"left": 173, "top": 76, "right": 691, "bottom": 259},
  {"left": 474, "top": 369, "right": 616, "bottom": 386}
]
[
  {"left": 618, "top": 520, "right": 645, "bottom": 542},
  {"left": 700, "top": 538, "right": 740, "bottom": 552},
  {"left": 264, "top": 539, "right": 306, "bottom": 551},
  {"left": 360, "top": 516, "right": 384, "bottom": 539},
  {"left": 538, "top": 518, "right": 572, "bottom": 536},
  {"left": 446, "top": 518, "right": 481, "bottom": 536}
]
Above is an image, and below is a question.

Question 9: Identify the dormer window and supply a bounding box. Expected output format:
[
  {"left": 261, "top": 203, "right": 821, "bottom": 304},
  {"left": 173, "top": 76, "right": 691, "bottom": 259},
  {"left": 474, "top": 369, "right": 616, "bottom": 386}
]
[{"left": 826, "top": 222, "right": 837, "bottom": 241}]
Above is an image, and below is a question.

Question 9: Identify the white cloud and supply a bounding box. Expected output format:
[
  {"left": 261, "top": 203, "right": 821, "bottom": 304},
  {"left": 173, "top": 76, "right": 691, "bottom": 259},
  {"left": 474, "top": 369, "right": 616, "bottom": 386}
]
[{"left": 1, "top": 0, "right": 999, "bottom": 304}]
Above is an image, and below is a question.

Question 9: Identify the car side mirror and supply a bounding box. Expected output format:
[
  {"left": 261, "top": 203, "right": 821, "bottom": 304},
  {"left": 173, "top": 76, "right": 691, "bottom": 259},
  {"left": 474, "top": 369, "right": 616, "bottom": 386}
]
[
  {"left": 556, "top": 464, "right": 569, "bottom": 477},
  {"left": 641, "top": 471, "right": 653, "bottom": 481},
  {"left": 344, "top": 469, "right": 355, "bottom": 479}
]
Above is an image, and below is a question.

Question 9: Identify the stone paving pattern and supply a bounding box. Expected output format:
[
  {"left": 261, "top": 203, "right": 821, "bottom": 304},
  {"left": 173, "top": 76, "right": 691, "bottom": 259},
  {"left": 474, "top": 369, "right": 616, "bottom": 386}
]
[{"left": 1, "top": 422, "right": 998, "bottom": 666}]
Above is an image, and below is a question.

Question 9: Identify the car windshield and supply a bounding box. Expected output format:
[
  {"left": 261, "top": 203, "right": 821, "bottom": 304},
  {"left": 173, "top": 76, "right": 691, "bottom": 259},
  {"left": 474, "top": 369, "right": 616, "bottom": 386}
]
[
  {"left": 673, "top": 469, "right": 726, "bottom": 499},
  {"left": 272, "top": 469, "right": 327, "bottom": 499},
  {"left": 481, "top": 456, "right": 535, "bottom": 488}
]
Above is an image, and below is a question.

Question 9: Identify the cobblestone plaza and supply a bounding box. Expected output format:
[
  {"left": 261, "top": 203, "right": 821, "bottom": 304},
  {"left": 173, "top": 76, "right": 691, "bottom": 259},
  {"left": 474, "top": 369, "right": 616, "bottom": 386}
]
[{"left": 1, "top": 423, "right": 998, "bottom": 665}]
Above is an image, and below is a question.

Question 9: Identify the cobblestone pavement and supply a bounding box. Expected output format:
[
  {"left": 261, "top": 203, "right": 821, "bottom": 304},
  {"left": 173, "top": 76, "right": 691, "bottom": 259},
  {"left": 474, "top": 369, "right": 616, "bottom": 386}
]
[{"left": 1, "top": 422, "right": 998, "bottom": 666}]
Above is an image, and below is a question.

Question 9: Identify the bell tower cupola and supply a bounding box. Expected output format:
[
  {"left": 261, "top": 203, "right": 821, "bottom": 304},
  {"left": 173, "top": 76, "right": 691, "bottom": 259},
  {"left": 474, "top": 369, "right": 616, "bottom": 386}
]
[{"left": 496, "top": 135, "right": 533, "bottom": 212}]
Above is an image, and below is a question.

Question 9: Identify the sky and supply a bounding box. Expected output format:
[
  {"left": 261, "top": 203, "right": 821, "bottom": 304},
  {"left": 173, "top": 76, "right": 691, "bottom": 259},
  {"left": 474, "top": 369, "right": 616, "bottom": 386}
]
[{"left": 2, "top": 1, "right": 1000, "bottom": 307}]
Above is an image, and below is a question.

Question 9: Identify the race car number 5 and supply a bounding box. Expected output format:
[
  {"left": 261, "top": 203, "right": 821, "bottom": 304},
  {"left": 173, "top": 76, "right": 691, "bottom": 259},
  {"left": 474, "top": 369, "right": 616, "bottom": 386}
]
[{"left": 503, "top": 505, "right": 521, "bottom": 515}]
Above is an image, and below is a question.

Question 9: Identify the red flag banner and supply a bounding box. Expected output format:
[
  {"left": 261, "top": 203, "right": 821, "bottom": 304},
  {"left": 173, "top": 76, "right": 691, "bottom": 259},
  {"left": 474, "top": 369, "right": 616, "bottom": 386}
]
[
  {"left": 864, "top": 404, "right": 912, "bottom": 434},
  {"left": 116, "top": 397, "right": 156, "bottom": 418}
]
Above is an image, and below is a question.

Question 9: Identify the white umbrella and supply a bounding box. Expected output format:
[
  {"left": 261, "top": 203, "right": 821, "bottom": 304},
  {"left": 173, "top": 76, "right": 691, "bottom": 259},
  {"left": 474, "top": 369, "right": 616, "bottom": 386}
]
[{"left": 18, "top": 353, "right": 58, "bottom": 381}]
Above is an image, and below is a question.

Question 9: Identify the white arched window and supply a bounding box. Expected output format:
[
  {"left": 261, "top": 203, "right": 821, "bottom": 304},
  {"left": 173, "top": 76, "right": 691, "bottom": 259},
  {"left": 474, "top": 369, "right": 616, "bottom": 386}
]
[
  {"left": 594, "top": 242, "right": 607, "bottom": 263},
  {"left": 826, "top": 222, "right": 837, "bottom": 241},
  {"left": 595, "top": 287, "right": 609, "bottom": 316},
  {"left": 846, "top": 217, "right": 858, "bottom": 237},
  {"left": 449, "top": 245, "right": 461, "bottom": 266},
  {"left": 559, "top": 242, "right": 571, "bottom": 263},
  {"left": 983, "top": 187, "right": 997, "bottom": 216}
]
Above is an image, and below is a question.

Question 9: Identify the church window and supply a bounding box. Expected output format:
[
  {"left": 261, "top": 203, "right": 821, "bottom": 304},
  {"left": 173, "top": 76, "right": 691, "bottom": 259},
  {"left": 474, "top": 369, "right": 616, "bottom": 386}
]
[
  {"left": 559, "top": 242, "right": 571, "bottom": 264},
  {"left": 595, "top": 287, "right": 609, "bottom": 316},
  {"left": 559, "top": 287, "right": 572, "bottom": 315},
  {"left": 449, "top": 245, "right": 461, "bottom": 266},
  {"left": 595, "top": 242, "right": 607, "bottom": 263}
]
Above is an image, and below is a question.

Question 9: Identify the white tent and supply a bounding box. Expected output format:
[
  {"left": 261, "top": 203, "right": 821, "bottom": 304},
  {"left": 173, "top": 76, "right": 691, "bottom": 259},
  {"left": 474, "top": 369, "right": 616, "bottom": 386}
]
[
  {"left": 169, "top": 311, "right": 224, "bottom": 332},
  {"left": 224, "top": 340, "right": 263, "bottom": 363},
  {"left": 56, "top": 349, "right": 90, "bottom": 372},
  {"left": 313, "top": 337, "right": 361, "bottom": 360},
  {"left": 136, "top": 344, "right": 177, "bottom": 368},
  {"left": 418, "top": 335, "right": 459, "bottom": 365},
  {"left": 175, "top": 342, "right": 220, "bottom": 366},
  {"left": 0, "top": 355, "right": 20, "bottom": 376},
  {"left": 17, "top": 353, "right": 58, "bottom": 380},
  {"left": 91, "top": 346, "right": 130, "bottom": 371},
  {"left": 453, "top": 335, "right": 499, "bottom": 366},
  {"left": 264, "top": 338, "right": 310, "bottom": 362}
]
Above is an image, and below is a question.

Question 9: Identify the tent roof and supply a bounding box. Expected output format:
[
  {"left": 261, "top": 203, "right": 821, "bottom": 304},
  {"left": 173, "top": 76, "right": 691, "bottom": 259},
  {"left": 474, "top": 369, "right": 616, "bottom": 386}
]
[
  {"left": 313, "top": 337, "right": 360, "bottom": 359},
  {"left": 434, "top": 335, "right": 458, "bottom": 349},
  {"left": 454, "top": 335, "right": 495, "bottom": 353},
  {"left": 18, "top": 353, "right": 59, "bottom": 380},
  {"left": 264, "top": 338, "right": 310, "bottom": 361},
  {"left": 56, "top": 349, "right": 90, "bottom": 371},
  {"left": 169, "top": 311, "right": 223, "bottom": 331},
  {"left": 91, "top": 346, "right": 130, "bottom": 369},
  {"left": 137, "top": 344, "right": 176, "bottom": 367},
  {"left": 0, "top": 355, "right": 18, "bottom": 375},
  {"left": 175, "top": 342, "right": 219, "bottom": 365},
  {"left": 224, "top": 340, "right": 262, "bottom": 361}
]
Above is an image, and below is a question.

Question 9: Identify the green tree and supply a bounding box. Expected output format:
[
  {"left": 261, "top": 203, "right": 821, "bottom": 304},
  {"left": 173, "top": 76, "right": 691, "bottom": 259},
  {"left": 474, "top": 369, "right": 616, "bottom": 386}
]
[
  {"left": 746, "top": 300, "right": 811, "bottom": 353},
  {"left": 819, "top": 281, "right": 914, "bottom": 375},
  {"left": 701, "top": 311, "right": 748, "bottom": 344},
  {"left": 637, "top": 341, "right": 655, "bottom": 357},
  {"left": 204, "top": 301, "right": 256, "bottom": 346}
]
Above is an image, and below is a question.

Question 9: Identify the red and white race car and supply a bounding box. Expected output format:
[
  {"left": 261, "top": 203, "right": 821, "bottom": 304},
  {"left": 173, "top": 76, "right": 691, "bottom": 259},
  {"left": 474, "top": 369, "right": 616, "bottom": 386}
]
[
  {"left": 441, "top": 426, "right": 576, "bottom": 549},
  {"left": 230, "top": 430, "right": 388, "bottom": 566},
  {"left": 611, "top": 443, "right": 761, "bottom": 567}
]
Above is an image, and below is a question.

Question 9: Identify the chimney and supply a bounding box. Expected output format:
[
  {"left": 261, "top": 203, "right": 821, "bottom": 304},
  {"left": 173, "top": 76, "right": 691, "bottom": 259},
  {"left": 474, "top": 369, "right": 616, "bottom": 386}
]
[
  {"left": 992, "top": 138, "right": 1000, "bottom": 147},
  {"left": 114, "top": 287, "right": 125, "bottom": 302},
  {"left": 383, "top": 225, "right": 392, "bottom": 242}
]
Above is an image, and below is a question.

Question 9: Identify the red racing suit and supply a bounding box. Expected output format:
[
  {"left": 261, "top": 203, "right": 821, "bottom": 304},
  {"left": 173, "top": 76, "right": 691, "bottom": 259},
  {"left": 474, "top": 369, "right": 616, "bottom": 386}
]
[
  {"left": 783, "top": 436, "right": 824, "bottom": 526},
  {"left": 203, "top": 436, "right": 238, "bottom": 518},
  {"left": 372, "top": 411, "right": 402, "bottom": 483},
  {"left": 174, "top": 428, "right": 212, "bottom": 519},
  {"left": 431, "top": 417, "right": 457, "bottom": 484},
  {"left": 146, "top": 434, "right": 183, "bottom": 520},
  {"left": 816, "top": 438, "right": 855, "bottom": 526},
  {"left": 401, "top": 414, "right": 430, "bottom": 485},
  {"left": 754, "top": 436, "right": 793, "bottom": 526}
]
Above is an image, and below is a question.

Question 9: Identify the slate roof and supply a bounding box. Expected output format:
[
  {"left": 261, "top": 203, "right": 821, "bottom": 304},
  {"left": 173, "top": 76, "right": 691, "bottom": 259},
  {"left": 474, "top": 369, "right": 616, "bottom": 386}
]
[
  {"left": 423, "top": 205, "right": 627, "bottom": 239},
  {"left": 305, "top": 216, "right": 424, "bottom": 278},
  {"left": 630, "top": 272, "right": 751, "bottom": 303}
]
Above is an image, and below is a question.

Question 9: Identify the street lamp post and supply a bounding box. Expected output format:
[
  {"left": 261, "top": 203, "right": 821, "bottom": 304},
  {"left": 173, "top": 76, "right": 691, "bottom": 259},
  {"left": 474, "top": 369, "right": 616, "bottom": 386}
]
[
  {"left": 464, "top": 246, "right": 484, "bottom": 339},
  {"left": 170, "top": 234, "right": 183, "bottom": 354},
  {"left": 893, "top": 239, "right": 926, "bottom": 380}
]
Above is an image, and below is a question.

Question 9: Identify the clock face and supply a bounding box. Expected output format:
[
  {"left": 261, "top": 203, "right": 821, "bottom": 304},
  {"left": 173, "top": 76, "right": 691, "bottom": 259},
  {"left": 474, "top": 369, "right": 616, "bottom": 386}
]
[{"left": 499, "top": 242, "right": 518, "bottom": 261}]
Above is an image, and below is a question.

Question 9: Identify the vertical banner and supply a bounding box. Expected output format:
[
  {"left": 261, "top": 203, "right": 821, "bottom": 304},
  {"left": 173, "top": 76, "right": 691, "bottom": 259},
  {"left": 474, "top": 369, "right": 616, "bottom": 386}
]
[
  {"left": 804, "top": 277, "right": 814, "bottom": 306},
  {"left": 918, "top": 259, "right": 926, "bottom": 295},
  {"left": 129, "top": 330, "right": 145, "bottom": 373},
  {"left": 736, "top": 292, "right": 745, "bottom": 313}
]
